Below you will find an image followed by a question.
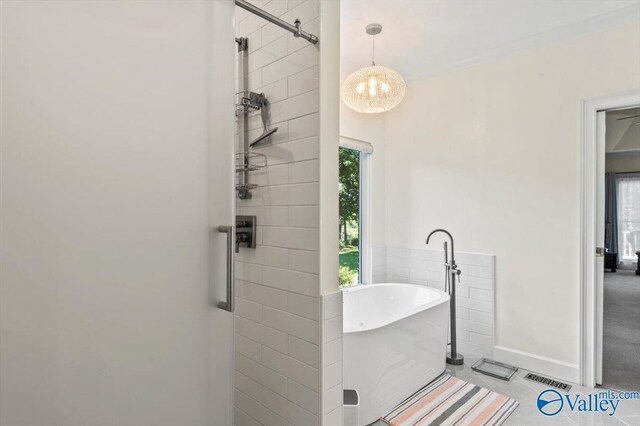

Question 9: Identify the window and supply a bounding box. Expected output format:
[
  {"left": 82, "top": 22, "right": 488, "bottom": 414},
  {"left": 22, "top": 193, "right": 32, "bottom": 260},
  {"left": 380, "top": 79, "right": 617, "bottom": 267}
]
[
  {"left": 338, "top": 137, "right": 372, "bottom": 287},
  {"left": 617, "top": 173, "right": 640, "bottom": 265}
]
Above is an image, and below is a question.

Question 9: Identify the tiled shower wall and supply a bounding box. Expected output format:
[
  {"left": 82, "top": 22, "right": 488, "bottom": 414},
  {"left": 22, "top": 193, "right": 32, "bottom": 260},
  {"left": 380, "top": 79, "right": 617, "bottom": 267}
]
[
  {"left": 374, "top": 246, "right": 496, "bottom": 360},
  {"left": 233, "top": 1, "right": 322, "bottom": 425}
]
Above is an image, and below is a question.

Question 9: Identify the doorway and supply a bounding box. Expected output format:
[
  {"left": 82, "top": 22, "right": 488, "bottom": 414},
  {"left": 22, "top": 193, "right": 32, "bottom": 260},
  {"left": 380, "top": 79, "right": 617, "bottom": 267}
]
[
  {"left": 601, "top": 107, "right": 640, "bottom": 391},
  {"left": 580, "top": 90, "right": 640, "bottom": 389}
]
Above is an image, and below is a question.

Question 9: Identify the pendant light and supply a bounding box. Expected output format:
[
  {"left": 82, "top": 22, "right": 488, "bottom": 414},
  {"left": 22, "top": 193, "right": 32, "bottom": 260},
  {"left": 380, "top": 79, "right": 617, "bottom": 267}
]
[{"left": 341, "top": 23, "right": 406, "bottom": 114}]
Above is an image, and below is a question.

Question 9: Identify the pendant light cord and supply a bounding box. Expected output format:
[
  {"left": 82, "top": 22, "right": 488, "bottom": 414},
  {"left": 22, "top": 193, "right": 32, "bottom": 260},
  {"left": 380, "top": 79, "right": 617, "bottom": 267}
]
[{"left": 371, "top": 34, "right": 376, "bottom": 66}]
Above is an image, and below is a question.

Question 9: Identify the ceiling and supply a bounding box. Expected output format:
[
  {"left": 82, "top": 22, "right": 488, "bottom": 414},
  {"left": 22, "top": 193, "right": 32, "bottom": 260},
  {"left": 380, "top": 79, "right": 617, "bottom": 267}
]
[
  {"left": 340, "top": 0, "right": 640, "bottom": 80},
  {"left": 606, "top": 107, "right": 640, "bottom": 154}
]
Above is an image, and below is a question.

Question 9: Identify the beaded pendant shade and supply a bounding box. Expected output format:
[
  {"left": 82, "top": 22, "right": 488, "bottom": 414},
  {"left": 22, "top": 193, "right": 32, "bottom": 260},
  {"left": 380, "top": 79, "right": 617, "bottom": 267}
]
[{"left": 341, "top": 24, "right": 406, "bottom": 114}]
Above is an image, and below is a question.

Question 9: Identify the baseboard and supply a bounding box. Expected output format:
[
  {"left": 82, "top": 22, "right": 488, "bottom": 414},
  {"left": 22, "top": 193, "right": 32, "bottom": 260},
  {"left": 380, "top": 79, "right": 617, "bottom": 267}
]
[{"left": 494, "top": 345, "right": 580, "bottom": 384}]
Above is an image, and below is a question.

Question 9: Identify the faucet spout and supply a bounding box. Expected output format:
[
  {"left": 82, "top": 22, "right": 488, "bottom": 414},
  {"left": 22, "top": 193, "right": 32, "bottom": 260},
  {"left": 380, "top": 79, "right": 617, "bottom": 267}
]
[{"left": 426, "top": 228, "right": 455, "bottom": 264}]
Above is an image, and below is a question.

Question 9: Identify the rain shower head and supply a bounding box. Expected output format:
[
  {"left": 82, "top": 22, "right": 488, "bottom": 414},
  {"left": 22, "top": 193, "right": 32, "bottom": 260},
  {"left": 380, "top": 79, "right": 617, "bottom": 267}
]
[{"left": 249, "top": 127, "right": 278, "bottom": 147}]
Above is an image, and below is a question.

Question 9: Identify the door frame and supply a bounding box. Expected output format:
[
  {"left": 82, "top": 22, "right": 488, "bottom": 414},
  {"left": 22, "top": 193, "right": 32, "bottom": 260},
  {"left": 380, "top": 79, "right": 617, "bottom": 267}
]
[{"left": 580, "top": 89, "right": 640, "bottom": 388}]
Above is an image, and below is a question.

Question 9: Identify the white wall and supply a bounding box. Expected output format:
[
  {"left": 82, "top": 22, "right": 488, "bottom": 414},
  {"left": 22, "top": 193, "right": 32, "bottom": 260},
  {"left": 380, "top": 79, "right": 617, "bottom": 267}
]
[
  {"left": 383, "top": 21, "right": 640, "bottom": 368},
  {"left": 1, "top": 1, "right": 234, "bottom": 424}
]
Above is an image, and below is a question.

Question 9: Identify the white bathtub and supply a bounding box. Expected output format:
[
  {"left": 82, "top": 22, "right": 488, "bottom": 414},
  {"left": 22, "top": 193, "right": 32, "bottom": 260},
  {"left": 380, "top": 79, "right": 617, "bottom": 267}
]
[{"left": 342, "top": 283, "right": 450, "bottom": 425}]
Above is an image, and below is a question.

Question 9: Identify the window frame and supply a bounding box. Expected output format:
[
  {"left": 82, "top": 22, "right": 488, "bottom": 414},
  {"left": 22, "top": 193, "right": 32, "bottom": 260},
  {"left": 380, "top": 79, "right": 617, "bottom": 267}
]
[{"left": 339, "top": 136, "right": 373, "bottom": 285}]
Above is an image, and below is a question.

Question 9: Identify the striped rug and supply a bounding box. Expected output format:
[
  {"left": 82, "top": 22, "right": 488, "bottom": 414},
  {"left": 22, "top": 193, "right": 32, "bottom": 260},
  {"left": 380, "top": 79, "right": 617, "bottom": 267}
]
[{"left": 381, "top": 374, "right": 519, "bottom": 426}]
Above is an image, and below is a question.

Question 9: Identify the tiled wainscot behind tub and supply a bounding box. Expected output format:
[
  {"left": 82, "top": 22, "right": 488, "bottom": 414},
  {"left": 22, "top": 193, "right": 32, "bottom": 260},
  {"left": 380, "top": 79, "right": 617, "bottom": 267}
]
[{"left": 373, "top": 246, "right": 495, "bottom": 360}]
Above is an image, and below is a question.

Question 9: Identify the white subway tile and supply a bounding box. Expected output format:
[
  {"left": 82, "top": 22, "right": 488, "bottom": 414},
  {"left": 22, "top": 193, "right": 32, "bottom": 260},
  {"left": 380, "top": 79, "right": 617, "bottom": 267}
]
[
  {"left": 236, "top": 261, "right": 263, "bottom": 284},
  {"left": 323, "top": 315, "right": 342, "bottom": 344},
  {"left": 469, "top": 287, "right": 493, "bottom": 301},
  {"left": 262, "top": 265, "right": 319, "bottom": 296},
  {"left": 286, "top": 356, "right": 320, "bottom": 391},
  {"left": 467, "top": 276, "right": 493, "bottom": 290},
  {"left": 469, "top": 265, "right": 494, "bottom": 279},
  {"left": 287, "top": 0, "right": 305, "bottom": 11},
  {"left": 289, "top": 249, "right": 319, "bottom": 274},
  {"left": 236, "top": 297, "right": 264, "bottom": 323},
  {"left": 324, "top": 406, "right": 344, "bottom": 426},
  {"left": 262, "top": 227, "right": 319, "bottom": 251},
  {"left": 288, "top": 65, "right": 318, "bottom": 97},
  {"left": 247, "top": 69, "right": 262, "bottom": 91},
  {"left": 258, "top": 206, "right": 289, "bottom": 227},
  {"left": 236, "top": 316, "right": 289, "bottom": 354},
  {"left": 235, "top": 316, "right": 264, "bottom": 343},
  {"left": 262, "top": 20, "right": 289, "bottom": 46},
  {"left": 236, "top": 371, "right": 263, "bottom": 402},
  {"left": 469, "top": 331, "right": 494, "bottom": 348},
  {"left": 262, "top": 387, "right": 318, "bottom": 426},
  {"left": 256, "top": 405, "right": 291, "bottom": 426},
  {"left": 237, "top": 280, "right": 289, "bottom": 311},
  {"left": 288, "top": 160, "right": 319, "bottom": 183},
  {"left": 262, "top": 47, "right": 318, "bottom": 86},
  {"left": 253, "top": 136, "right": 318, "bottom": 166},
  {"left": 282, "top": 0, "right": 319, "bottom": 30},
  {"left": 248, "top": 36, "right": 287, "bottom": 73},
  {"left": 235, "top": 389, "right": 264, "bottom": 425},
  {"left": 237, "top": 13, "right": 267, "bottom": 37},
  {"left": 457, "top": 318, "right": 494, "bottom": 336},
  {"left": 323, "top": 384, "right": 342, "bottom": 415},
  {"left": 250, "top": 163, "right": 288, "bottom": 187},
  {"left": 236, "top": 353, "right": 287, "bottom": 397},
  {"left": 288, "top": 113, "right": 318, "bottom": 140},
  {"left": 261, "top": 324, "right": 290, "bottom": 354},
  {"left": 289, "top": 335, "right": 319, "bottom": 368},
  {"left": 234, "top": 406, "right": 261, "bottom": 426},
  {"left": 322, "top": 292, "right": 342, "bottom": 320},
  {"left": 238, "top": 245, "right": 289, "bottom": 269},
  {"left": 259, "top": 76, "right": 288, "bottom": 103},
  {"left": 457, "top": 295, "right": 493, "bottom": 313},
  {"left": 247, "top": 28, "right": 262, "bottom": 53},
  {"left": 469, "top": 309, "right": 494, "bottom": 325},
  {"left": 264, "top": 0, "right": 289, "bottom": 17},
  {"left": 261, "top": 346, "right": 289, "bottom": 376},
  {"left": 456, "top": 285, "right": 470, "bottom": 298},
  {"left": 322, "top": 361, "right": 342, "bottom": 390},
  {"left": 262, "top": 306, "right": 319, "bottom": 344},
  {"left": 456, "top": 306, "right": 469, "bottom": 320},
  {"left": 288, "top": 378, "right": 319, "bottom": 415},
  {"left": 288, "top": 205, "right": 318, "bottom": 228},
  {"left": 322, "top": 338, "right": 342, "bottom": 367},
  {"left": 288, "top": 292, "right": 319, "bottom": 320},
  {"left": 236, "top": 333, "right": 261, "bottom": 362},
  {"left": 270, "top": 90, "right": 319, "bottom": 123},
  {"left": 264, "top": 183, "right": 318, "bottom": 206}
]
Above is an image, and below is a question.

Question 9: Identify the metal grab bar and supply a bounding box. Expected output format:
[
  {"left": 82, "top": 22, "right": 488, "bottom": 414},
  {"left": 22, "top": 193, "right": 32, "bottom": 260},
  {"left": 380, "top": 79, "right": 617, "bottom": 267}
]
[
  {"left": 235, "top": 0, "right": 319, "bottom": 45},
  {"left": 217, "top": 225, "right": 235, "bottom": 312}
]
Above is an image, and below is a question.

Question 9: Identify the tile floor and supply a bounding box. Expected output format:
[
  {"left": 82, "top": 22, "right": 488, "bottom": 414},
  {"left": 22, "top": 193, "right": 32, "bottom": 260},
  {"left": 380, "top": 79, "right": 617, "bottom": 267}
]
[{"left": 370, "top": 356, "right": 640, "bottom": 425}]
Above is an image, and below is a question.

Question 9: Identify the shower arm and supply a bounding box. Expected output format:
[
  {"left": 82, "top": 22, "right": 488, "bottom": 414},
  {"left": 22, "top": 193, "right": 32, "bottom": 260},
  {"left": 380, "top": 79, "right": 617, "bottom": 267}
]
[{"left": 235, "top": 0, "right": 318, "bottom": 45}]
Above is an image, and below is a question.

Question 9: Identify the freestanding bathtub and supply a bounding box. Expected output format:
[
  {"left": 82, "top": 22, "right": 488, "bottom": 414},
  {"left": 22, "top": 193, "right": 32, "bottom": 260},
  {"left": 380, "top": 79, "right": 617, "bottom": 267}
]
[{"left": 342, "top": 283, "right": 450, "bottom": 425}]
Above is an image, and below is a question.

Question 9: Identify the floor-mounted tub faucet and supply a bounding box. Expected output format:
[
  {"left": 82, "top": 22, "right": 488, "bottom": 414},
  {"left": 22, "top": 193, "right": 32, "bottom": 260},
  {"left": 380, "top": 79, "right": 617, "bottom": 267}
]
[{"left": 426, "top": 229, "right": 464, "bottom": 366}]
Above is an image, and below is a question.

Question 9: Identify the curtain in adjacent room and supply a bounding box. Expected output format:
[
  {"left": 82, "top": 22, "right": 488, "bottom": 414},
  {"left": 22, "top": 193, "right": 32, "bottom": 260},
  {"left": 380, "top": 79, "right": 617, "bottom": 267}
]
[
  {"left": 616, "top": 172, "right": 640, "bottom": 265},
  {"left": 605, "top": 172, "right": 618, "bottom": 255}
]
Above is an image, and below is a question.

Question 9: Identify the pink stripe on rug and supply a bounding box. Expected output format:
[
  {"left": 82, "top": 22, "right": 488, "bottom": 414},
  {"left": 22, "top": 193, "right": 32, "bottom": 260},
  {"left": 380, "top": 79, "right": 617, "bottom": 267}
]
[{"left": 382, "top": 375, "right": 519, "bottom": 426}]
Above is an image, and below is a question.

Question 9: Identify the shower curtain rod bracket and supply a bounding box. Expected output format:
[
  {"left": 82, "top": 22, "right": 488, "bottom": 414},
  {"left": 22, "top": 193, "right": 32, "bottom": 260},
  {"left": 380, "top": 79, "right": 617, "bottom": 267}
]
[{"left": 235, "top": 0, "right": 319, "bottom": 45}]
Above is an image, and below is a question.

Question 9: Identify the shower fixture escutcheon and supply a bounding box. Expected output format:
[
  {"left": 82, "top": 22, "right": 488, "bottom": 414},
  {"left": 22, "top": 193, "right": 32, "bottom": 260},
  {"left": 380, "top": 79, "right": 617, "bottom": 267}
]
[{"left": 426, "top": 228, "right": 464, "bottom": 366}]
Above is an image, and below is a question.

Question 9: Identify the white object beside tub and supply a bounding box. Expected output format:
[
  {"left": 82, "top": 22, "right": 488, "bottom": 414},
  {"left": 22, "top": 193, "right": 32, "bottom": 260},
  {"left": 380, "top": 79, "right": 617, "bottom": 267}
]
[{"left": 342, "top": 283, "right": 450, "bottom": 425}]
